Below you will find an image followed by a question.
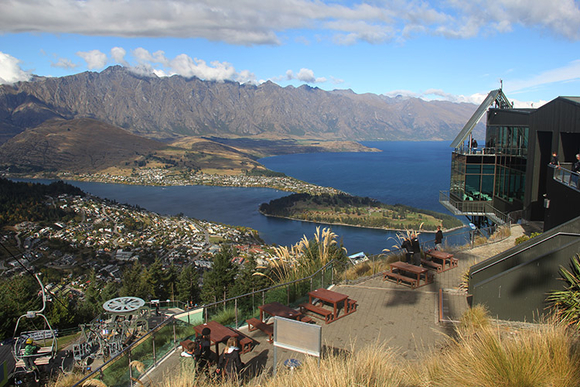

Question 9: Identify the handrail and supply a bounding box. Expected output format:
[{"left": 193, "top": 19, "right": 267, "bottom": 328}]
[
  {"left": 470, "top": 232, "right": 580, "bottom": 276},
  {"left": 439, "top": 190, "right": 508, "bottom": 224},
  {"left": 72, "top": 259, "right": 342, "bottom": 387},
  {"left": 551, "top": 165, "right": 580, "bottom": 192},
  {"left": 200, "top": 259, "right": 341, "bottom": 313}
]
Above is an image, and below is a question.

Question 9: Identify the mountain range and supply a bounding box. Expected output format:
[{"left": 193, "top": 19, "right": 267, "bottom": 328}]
[
  {"left": 0, "top": 66, "right": 480, "bottom": 143},
  {"left": 0, "top": 66, "right": 481, "bottom": 174}
]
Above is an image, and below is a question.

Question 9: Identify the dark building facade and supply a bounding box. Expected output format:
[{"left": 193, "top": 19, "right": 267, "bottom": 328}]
[{"left": 442, "top": 90, "right": 580, "bottom": 231}]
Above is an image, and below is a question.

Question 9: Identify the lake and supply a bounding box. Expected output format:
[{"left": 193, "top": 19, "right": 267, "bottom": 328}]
[{"left": 24, "top": 141, "right": 467, "bottom": 254}]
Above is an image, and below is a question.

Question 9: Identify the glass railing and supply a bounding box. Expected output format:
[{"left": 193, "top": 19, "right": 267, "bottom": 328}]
[
  {"left": 453, "top": 146, "right": 527, "bottom": 157},
  {"left": 439, "top": 190, "right": 508, "bottom": 224},
  {"left": 552, "top": 165, "right": 580, "bottom": 191},
  {"left": 72, "top": 260, "right": 341, "bottom": 387}
]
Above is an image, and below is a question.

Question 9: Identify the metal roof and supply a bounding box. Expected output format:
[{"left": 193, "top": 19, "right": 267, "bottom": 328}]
[{"left": 450, "top": 89, "right": 512, "bottom": 148}]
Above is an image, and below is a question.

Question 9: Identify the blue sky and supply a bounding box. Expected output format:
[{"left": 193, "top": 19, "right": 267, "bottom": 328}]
[{"left": 1, "top": 0, "right": 579, "bottom": 108}]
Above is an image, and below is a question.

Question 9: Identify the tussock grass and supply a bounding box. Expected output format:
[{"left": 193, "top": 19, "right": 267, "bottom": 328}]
[
  {"left": 342, "top": 255, "right": 394, "bottom": 281},
  {"left": 49, "top": 309, "right": 580, "bottom": 387},
  {"left": 418, "top": 308, "right": 580, "bottom": 387}
]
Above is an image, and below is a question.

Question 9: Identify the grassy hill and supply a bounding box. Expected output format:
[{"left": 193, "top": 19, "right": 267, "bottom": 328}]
[{"left": 259, "top": 193, "right": 463, "bottom": 231}]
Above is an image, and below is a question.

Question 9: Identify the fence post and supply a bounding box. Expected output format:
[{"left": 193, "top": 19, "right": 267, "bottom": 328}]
[
  {"left": 173, "top": 317, "right": 177, "bottom": 347},
  {"left": 152, "top": 330, "right": 157, "bottom": 368},
  {"left": 287, "top": 285, "right": 290, "bottom": 305},
  {"left": 235, "top": 298, "right": 238, "bottom": 328},
  {"left": 128, "top": 348, "right": 133, "bottom": 387}
]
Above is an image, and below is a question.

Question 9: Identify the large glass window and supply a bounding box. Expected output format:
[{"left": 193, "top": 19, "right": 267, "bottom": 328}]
[
  {"left": 450, "top": 153, "right": 495, "bottom": 201},
  {"left": 486, "top": 126, "right": 529, "bottom": 156}
]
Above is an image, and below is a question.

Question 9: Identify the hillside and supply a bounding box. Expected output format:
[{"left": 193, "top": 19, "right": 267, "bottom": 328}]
[
  {"left": 0, "top": 118, "right": 272, "bottom": 175},
  {"left": 0, "top": 66, "right": 482, "bottom": 144}
]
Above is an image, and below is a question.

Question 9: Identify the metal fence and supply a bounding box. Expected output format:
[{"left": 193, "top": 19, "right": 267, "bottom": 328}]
[
  {"left": 71, "top": 221, "right": 512, "bottom": 386},
  {"left": 72, "top": 260, "right": 339, "bottom": 387}
]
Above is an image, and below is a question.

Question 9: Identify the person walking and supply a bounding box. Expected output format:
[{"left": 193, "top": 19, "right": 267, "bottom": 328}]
[
  {"left": 216, "top": 336, "right": 245, "bottom": 382},
  {"left": 434, "top": 226, "right": 443, "bottom": 251}
]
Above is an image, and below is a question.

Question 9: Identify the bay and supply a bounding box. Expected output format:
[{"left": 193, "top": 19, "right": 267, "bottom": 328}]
[{"left": 23, "top": 141, "right": 468, "bottom": 254}]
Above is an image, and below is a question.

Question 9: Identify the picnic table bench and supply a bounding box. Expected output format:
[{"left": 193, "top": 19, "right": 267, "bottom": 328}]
[
  {"left": 384, "top": 261, "right": 433, "bottom": 289},
  {"left": 298, "top": 302, "right": 333, "bottom": 323},
  {"left": 421, "top": 258, "right": 443, "bottom": 273},
  {"left": 384, "top": 271, "right": 419, "bottom": 287},
  {"left": 425, "top": 249, "right": 458, "bottom": 272},
  {"left": 246, "top": 318, "right": 273, "bottom": 342}
]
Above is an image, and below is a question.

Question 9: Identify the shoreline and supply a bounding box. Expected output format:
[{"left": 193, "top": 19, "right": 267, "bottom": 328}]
[{"left": 259, "top": 211, "right": 466, "bottom": 234}]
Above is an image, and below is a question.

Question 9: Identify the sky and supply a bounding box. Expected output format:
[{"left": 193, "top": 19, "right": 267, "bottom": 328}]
[{"left": 1, "top": 0, "right": 580, "bottom": 108}]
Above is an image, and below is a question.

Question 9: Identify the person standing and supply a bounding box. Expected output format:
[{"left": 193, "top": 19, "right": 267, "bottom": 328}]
[
  {"left": 549, "top": 152, "right": 560, "bottom": 168},
  {"left": 434, "top": 226, "right": 443, "bottom": 251},
  {"left": 195, "top": 327, "right": 212, "bottom": 375},
  {"left": 401, "top": 237, "right": 413, "bottom": 263},
  {"left": 571, "top": 154, "right": 580, "bottom": 187},
  {"left": 411, "top": 234, "right": 421, "bottom": 266}
]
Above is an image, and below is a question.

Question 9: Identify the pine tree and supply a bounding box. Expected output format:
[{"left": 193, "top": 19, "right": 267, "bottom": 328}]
[
  {"left": 201, "top": 245, "right": 238, "bottom": 304},
  {"left": 176, "top": 265, "right": 200, "bottom": 306}
]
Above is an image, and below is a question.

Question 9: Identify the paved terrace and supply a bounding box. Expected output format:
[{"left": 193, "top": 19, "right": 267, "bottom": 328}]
[{"left": 147, "top": 224, "right": 526, "bottom": 385}]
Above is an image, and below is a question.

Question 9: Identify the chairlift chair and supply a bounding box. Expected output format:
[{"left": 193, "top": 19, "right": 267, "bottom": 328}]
[{"left": 11, "top": 274, "right": 58, "bottom": 378}]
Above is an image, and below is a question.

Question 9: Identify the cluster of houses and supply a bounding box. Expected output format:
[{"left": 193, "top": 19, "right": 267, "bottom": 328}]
[
  {"left": 64, "top": 169, "right": 341, "bottom": 195},
  {"left": 0, "top": 194, "right": 272, "bottom": 288}
]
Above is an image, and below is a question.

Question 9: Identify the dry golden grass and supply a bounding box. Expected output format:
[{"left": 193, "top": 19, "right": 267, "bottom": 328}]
[
  {"left": 342, "top": 255, "right": 397, "bottom": 281},
  {"left": 51, "top": 309, "right": 580, "bottom": 387}
]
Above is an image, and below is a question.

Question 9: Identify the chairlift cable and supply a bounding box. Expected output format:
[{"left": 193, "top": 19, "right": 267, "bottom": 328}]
[{"left": 0, "top": 240, "right": 69, "bottom": 311}]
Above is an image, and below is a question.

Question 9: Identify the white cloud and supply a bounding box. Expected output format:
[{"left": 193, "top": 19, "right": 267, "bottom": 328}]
[
  {"left": 286, "top": 68, "right": 326, "bottom": 83},
  {"left": 111, "top": 47, "right": 129, "bottom": 66},
  {"left": 504, "top": 60, "right": 580, "bottom": 95},
  {"left": 1, "top": 0, "right": 578, "bottom": 46},
  {"left": 0, "top": 51, "right": 31, "bottom": 84},
  {"left": 76, "top": 50, "right": 108, "bottom": 69},
  {"left": 107, "top": 47, "right": 257, "bottom": 83},
  {"left": 51, "top": 57, "right": 78, "bottom": 69}
]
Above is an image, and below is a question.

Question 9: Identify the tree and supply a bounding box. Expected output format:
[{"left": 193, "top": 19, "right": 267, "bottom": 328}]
[
  {"left": 176, "top": 265, "right": 200, "bottom": 306},
  {"left": 201, "top": 245, "right": 238, "bottom": 304}
]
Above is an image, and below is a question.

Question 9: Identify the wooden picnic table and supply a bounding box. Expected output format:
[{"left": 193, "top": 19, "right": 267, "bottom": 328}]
[
  {"left": 193, "top": 320, "right": 238, "bottom": 356},
  {"left": 424, "top": 249, "right": 458, "bottom": 272},
  {"left": 385, "top": 261, "right": 432, "bottom": 288},
  {"left": 304, "top": 288, "right": 357, "bottom": 323},
  {"left": 259, "top": 301, "right": 302, "bottom": 322}
]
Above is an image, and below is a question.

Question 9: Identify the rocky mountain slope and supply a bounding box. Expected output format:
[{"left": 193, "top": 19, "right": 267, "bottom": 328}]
[{"left": 0, "top": 66, "right": 479, "bottom": 144}]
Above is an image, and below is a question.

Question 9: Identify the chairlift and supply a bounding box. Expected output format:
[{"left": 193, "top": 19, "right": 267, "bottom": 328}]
[{"left": 11, "top": 274, "right": 58, "bottom": 378}]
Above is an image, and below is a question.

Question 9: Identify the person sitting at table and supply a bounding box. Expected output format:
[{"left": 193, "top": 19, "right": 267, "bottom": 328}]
[
  {"left": 195, "top": 327, "right": 212, "bottom": 375},
  {"left": 411, "top": 233, "right": 421, "bottom": 266},
  {"left": 216, "top": 336, "right": 245, "bottom": 382}
]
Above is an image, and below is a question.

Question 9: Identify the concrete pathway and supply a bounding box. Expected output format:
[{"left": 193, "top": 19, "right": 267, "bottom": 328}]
[{"left": 147, "top": 224, "right": 526, "bottom": 384}]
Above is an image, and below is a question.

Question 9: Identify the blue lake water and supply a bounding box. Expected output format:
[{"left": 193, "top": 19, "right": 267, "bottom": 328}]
[{"left": 25, "top": 141, "right": 468, "bottom": 254}]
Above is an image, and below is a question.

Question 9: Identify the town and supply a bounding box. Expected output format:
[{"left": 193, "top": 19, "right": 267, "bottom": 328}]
[
  {"left": 58, "top": 168, "right": 344, "bottom": 195},
  {"left": 1, "top": 192, "right": 272, "bottom": 287}
]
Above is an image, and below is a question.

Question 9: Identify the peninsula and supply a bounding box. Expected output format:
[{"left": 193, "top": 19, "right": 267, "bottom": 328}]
[{"left": 259, "top": 193, "right": 463, "bottom": 231}]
